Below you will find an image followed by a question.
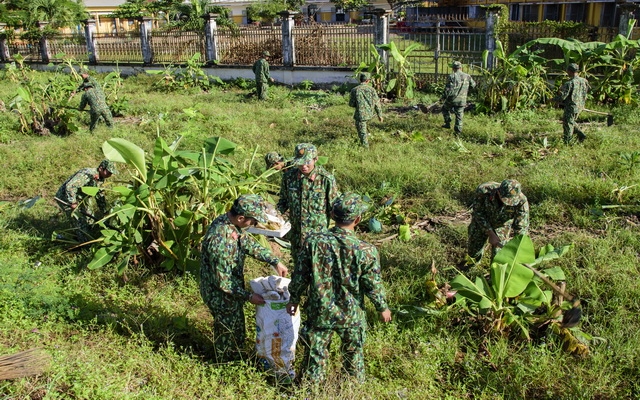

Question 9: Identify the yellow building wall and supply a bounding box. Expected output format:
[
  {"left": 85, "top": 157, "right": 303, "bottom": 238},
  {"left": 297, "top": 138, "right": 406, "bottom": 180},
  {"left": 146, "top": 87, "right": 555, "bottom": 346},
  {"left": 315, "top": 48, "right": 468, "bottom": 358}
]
[{"left": 320, "top": 12, "right": 332, "bottom": 22}]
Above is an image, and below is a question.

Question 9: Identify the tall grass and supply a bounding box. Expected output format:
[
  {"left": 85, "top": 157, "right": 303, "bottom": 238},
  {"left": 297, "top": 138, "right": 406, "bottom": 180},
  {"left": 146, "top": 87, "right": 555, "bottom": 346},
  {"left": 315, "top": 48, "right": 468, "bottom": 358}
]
[{"left": 1, "top": 70, "right": 639, "bottom": 398}]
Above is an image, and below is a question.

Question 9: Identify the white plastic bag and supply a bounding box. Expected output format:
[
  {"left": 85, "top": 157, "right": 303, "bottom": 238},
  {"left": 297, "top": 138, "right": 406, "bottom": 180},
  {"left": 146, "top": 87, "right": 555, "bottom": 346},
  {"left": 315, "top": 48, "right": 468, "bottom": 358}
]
[{"left": 253, "top": 277, "right": 300, "bottom": 378}]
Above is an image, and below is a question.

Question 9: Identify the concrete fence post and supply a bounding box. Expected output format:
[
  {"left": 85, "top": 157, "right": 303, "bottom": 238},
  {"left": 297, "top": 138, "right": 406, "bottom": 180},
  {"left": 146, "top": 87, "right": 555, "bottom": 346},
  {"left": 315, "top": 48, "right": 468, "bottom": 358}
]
[
  {"left": 372, "top": 9, "right": 390, "bottom": 66},
  {"left": 139, "top": 16, "right": 153, "bottom": 65},
  {"left": 485, "top": 10, "right": 498, "bottom": 70},
  {"left": 36, "top": 21, "right": 51, "bottom": 63},
  {"left": 0, "top": 23, "right": 10, "bottom": 62},
  {"left": 279, "top": 10, "right": 297, "bottom": 67},
  {"left": 83, "top": 19, "right": 99, "bottom": 64},
  {"left": 618, "top": 3, "right": 638, "bottom": 38},
  {"left": 202, "top": 13, "right": 219, "bottom": 64}
]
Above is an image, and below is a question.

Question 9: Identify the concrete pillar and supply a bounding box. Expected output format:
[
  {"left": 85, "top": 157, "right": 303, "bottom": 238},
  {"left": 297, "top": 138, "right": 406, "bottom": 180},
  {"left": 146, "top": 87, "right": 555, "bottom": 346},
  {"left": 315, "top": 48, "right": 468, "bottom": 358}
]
[
  {"left": 618, "top": 2, "right": 638, "bottom": 38},
  {"left": 0, "top": 23, "right": 10, "bottom": 62},
  {"left": 36, "top": 21, "right": 51, "bottom": 63},
  {"left": 280, "top": 11, "right": 297, "bottom": 67},
  {"left": 372, "top": 9, "right": 390, "bottom": 66},
  {"left": 485, "top": 10, "right": 498, "bottom": 70},
  {"left": 83, "top": 19, "right": 99, "bottom": 64},
  {"left": 202, "top": 13, "right": 219, "bottom": 64},
  {"left": 139, "top": 16, "right": 153, "bottom": 65}
]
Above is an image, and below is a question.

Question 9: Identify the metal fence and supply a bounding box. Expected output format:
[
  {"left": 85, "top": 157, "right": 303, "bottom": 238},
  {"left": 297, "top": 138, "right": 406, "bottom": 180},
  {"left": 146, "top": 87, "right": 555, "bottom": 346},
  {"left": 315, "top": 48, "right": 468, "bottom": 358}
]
[
  {"left": 94, "top": 32, "right": 143, "bottom": 63},
  {"left": 150, "top": 30, "right": 205, "bottom": 64},
  {"left": 216, "top": 26, "right": 282, "bottom": 66},
  {"left": 7, "top": 39, "right": 41, "bottom": 62},
  {"left": 48, "top": 34, "right": 89, "bottom": 62},
  {"left": 391, "top": 24, "right": 485, "bottom": 82},
  {"left": 294, "top": 23, "right": 374, "bottom": 67}
]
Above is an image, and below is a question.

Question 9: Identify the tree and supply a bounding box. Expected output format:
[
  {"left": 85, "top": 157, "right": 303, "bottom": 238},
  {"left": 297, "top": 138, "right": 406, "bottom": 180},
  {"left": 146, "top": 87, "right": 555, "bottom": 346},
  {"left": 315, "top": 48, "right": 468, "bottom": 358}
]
[
  {"left": 330, "top": 0, "right": 370, "bottom": 12},
  {"left": 246, "top": 0, "right": 306, "bottom": 24},
  {"left": 0, "top": 0, "right": 87, "bottom": 30}
]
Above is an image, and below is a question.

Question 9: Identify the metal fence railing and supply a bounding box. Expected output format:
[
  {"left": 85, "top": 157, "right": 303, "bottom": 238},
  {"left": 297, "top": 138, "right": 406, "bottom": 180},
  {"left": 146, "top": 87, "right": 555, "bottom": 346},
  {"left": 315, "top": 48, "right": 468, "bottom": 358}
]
[
  {"left": 150, "top": 30, "right": 205, "bottom": 64},
  {"left": 7, "top": 39, "right": 42, "bottom": 62},
  {"left": 216, "top": 26, "right": 282, "bottom": 66},
  {"left": 48, "top": 34, "right": 89, "bottom": 62},
  {"left": 391, "top": 25, "right": 485, "bottom": 81},
  {"left": 94, "top": 32, "right": 143, "bottom": 63},
  {"left": 294, "top": 23, "right": 374, "bottom": 67}
]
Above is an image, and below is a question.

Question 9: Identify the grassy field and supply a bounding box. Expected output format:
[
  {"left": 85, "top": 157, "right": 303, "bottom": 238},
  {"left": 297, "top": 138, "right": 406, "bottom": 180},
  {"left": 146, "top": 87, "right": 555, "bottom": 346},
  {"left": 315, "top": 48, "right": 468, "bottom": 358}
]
[{"left": 1, "top": 71, "right": 639, "bottom": 399}]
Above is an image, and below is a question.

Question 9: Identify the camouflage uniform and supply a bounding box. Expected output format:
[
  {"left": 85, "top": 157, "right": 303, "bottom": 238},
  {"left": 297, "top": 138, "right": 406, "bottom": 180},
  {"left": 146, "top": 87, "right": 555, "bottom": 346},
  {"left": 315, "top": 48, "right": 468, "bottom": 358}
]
[
  {"left": 79, "top": 86, "right": 113, "bottom": 131},
  {"left": 553, "top": 63, "right": 589, "bottom": 144},
  {"left": 56, "top": 160, "right": 116, "bottom": 241},
  {"left": 349, "top": 73, "right": 382, "bottom": 148},
  {"left": 253, "top": 51, "right": 272, "bottom": 100},
  {"left": 442, "top": 62, "right": 476, "bottom": 135},
  {"left": 277, "top": 144, "right": 340, "bottom": 261},
  {"left": 468, "top": 180, "right": 529, "bottom": 261},
  {"left": 288, "top": 193, "right": 389, "bottom": 382},
  {"left": 200, "top": 194, "right": 281, "bottom": 361}
]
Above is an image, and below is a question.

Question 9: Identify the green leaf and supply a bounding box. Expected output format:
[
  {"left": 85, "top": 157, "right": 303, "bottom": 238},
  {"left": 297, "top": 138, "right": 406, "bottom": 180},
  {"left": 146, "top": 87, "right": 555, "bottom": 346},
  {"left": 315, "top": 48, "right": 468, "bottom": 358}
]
[
  {"left": 88, "top": 247, "right": 117, "bottom": 270},
  {"left": 542, "top": 266, "right": 566, "bottom": 281},
  {"left": 204, "top": 137, "right": 237, "bottom": 155},
  {"left": 103, "top": 138, "right": 147, "bottom": 180},
  {"left": 116, "top": 255, "right": 130, "bottom": 274},
  {"left": 81, "top": 187, "right": 101, "bottom": 196},
  {"left": 317, "top": 156, "right": 329, "bottom": 165}
]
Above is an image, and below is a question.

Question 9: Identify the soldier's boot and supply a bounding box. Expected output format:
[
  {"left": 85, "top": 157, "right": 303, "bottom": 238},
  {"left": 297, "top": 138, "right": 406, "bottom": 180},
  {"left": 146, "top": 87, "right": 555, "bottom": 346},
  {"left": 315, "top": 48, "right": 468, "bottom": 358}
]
[
  {"left": 576, "top": 131, "right": 586, "bottom": 142},
  {"left": 441, "top": 123, "right": 451, "bottom": 129}
]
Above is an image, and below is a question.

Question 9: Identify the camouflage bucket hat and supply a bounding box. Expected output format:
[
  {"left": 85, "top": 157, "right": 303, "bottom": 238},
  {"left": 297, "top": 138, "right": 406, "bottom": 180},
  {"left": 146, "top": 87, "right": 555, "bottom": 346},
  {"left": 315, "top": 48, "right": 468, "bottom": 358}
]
[
  {"left": 292, "top": 143, "right": 318, "bottom": 166},
  {"left": 359, "top": 72, "right": 370, "bottom": 82},
  {"left": 452, "top": 61, "right": 462, "bottom": 69},
  {"left": 332, "top": 192, "right": 369, "bottom": 223},
  {"left": 567, "top": 63, "right": 579, "bottom": 72},
  {"left": 497, "top": 179, "right": 525, "bottom": 206},
  {"left": 232, "top": 194, "right": 268, "bottom": 224},
  {"left": 264, "top": 152, "right": 283, "bottom": 168},
  {"left": 263, "top": 50, "right": 271, "bottom": 57},
  {"left": 99, "top": 160, "right": 117, "bottom": 174}
]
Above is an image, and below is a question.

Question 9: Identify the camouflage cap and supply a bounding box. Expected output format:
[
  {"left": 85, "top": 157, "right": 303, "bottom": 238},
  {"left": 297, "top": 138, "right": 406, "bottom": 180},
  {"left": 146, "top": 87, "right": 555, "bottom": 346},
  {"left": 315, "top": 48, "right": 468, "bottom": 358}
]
[
  {"left": 231, "top": 194, "right": 268, "bottom": 224},
  {"left": 263, "top": 50, "right": 271, "bottom": 57},
  {"left": 332, "top": 192, "right": 369, "bottom": 223},
  {"left": 359, "top": 72, "right": 370, "bottom": 82},
  {"left": 567, "top": 63, "right": 579, "bottom": 72},
  {"left": 264, "top": 152, "right": 284, "bottom": 169},
  {"left": 99, "top": 159, "right": 117, "bottom": 174},
  {"left": 292, "top": 143, "right": 317, "bottom": 166},
  {"left": 497, "top": 179, "right": 525, "bottom": 206},
  {"left": 452, "top": 61, "right": 462, "bottom": 69}
]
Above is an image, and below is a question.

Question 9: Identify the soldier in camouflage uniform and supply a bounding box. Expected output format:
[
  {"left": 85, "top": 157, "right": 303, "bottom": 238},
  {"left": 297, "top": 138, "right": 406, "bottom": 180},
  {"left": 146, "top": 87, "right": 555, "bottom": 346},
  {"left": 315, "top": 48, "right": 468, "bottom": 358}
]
[
  {"left": 468, "top": 179, "right": 529, "bottom": 262},
  {"left": 349, "top": 73, "right": 383, "bottom": 148},
  {"left": 553, "top": 63, "right": 590, "bottom": 144},
  {"left": 253, "top": 51, "right": 275, "bottom": 100},
  {"left": 277, "top": 143, "right": 340, "bottom": 263},
  {"left": 55, "top": 160, "right": 117, "bottom": 242},
  {"left": 200, "top": 194, "right": 288, "bottom": 362},
  {"left": 286, "top": 192, "right": 392, "bottom": 383},
  {"left": 441, "top": 61, "right": 476, "bottom": 136},
  {"left": 79, "top": 82, "right": 113, "bottom": 131}
]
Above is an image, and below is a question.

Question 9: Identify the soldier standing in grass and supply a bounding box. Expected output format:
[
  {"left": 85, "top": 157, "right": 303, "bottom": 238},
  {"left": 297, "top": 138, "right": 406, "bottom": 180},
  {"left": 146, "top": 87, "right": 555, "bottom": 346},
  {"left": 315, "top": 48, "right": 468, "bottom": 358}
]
[
  {"left": 200, "top": 194, "right": 288, "bottom": 362},
  {"left": 286, "top": 192, "right": 392, "bottom": 383},
  {"left": 79, "top": 82, "right": 113, "bottom": 131},
  {"left": 349, "top": 72, "right": 383, "bottom": 148},
  {"left": 467, "top": 179, "right": 529, "bottom": 263},
  {"left": 277, "top": 143, "right": 340, "bottom": 264},
  {"left": 553, "top": 63, "right": 590, "bottom": 144},
  {"left": 55, "top": 160, "right": 116, "bottom": 242},
  {"left": 253, "top": 50, "right": 275, "bottom": 100},
  {"left": 441, "top": 61, "right": 476, "bottom": 136}
]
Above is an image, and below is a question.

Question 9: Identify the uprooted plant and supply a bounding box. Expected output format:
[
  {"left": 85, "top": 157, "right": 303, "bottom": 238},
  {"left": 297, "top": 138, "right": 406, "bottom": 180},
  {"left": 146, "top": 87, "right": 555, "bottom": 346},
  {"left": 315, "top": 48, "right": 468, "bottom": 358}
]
[
  {"left": 78, "top": 135, "right": 279, "bottom": 274},
  {"left": 450, "top": 235, "right": 598, "bottom": 355}
]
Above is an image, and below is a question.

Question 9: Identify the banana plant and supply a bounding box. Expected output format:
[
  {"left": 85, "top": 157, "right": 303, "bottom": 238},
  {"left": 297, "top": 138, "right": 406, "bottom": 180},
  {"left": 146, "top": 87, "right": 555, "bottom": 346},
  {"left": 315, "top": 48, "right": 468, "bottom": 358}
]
[
  {"left": 379, "top": 41, "right": 420, "bottom": 99},
  {"left": 85, "top": 135, "right": 279, "bottom": 274},
  {"left": 451, "top": 235, "right": 573, "bottom": 339}
]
